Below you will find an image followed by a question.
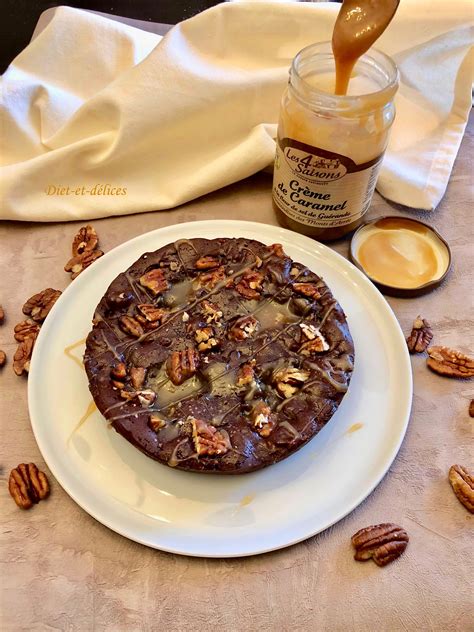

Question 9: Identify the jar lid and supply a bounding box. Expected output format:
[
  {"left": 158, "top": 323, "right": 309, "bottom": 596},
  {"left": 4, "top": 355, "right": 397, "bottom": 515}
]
[{"left": 349, "top": 216, "right": 451, "bottom": 297}]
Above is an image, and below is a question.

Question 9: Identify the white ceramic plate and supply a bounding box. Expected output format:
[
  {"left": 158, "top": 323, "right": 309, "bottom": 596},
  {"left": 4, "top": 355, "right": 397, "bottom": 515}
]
[{"left": 29, "top": 220, "right": 412, "bottom": 557}]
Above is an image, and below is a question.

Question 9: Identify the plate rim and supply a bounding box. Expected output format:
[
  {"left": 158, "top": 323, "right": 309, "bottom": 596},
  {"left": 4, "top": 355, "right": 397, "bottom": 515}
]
[{"left": 28, "top": 219, "right": 413, "bottom": 557}]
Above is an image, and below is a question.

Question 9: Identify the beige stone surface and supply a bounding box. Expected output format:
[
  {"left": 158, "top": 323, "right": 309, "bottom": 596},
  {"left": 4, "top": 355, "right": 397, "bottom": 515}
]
[{"left": 1, "top": 116, "right": 472, "bottom": 631}]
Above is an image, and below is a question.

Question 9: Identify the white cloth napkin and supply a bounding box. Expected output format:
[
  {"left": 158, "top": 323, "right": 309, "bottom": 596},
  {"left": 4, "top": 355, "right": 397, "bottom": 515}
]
[{"left": 1, "top": 1, "right": 473, "bottom": 221}]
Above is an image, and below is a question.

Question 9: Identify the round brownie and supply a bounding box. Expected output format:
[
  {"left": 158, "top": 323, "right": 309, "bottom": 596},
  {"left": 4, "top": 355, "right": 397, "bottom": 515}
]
[{"left": 84, "top": 237, "right": 354, "bottom": 474}]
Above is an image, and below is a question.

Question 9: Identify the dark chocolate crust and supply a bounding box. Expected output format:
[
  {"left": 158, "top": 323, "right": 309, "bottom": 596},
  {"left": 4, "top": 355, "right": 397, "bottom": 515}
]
[{"left": 84, "top": 237, "right": 354, "bottom": 474}]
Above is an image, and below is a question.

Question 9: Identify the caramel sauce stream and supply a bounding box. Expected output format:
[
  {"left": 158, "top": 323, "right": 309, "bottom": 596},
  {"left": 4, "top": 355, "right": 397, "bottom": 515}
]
[
  {"left": 332, "top": 0, "right": 399, "bottom": 95},
  {"left": 67, "top": 400, "right": 98, "bottom": 445},
  {"left": 64, "top": 337, "right": 87, "bottom": 368}
]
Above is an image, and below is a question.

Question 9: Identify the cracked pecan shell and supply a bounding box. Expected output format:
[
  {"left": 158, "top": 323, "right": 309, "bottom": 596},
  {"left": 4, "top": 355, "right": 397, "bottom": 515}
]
[
  {"left": 427, "top": 346, "right": 474, "bottom": 379},
  {"left": 449, "top": 465, "right": 474, "bottom": 513},
  {"left": 406, "top": 316, "right": 433, "bottom": 354},
  {"left": 351, "top": 523, "right": 409, "bottom": 567},
  {"left": 8, "top": 463, "right": 50, "bottom": 509}
]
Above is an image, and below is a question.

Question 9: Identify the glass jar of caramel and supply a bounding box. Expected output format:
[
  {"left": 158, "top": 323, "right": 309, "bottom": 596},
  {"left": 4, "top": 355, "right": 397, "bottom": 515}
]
[{"left": 273, "top": 42, "right": 399, "bottom": 241}]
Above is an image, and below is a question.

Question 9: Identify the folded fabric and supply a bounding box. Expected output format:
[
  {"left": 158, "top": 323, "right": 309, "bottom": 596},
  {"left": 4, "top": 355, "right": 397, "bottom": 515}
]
[{"left": 1, "top": 1, "right": 473, "bottom": 221}]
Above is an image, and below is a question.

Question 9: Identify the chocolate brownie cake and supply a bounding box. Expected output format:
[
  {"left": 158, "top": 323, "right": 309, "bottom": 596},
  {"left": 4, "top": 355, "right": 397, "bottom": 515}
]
[{"left": 84, "top": 237, "right": 354, "bottom": 474}]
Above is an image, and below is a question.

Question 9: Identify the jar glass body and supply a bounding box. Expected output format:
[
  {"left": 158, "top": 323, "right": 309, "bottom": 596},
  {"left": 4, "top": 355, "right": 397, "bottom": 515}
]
[{"left": 272, "top": 42, "right": 399, "bottom": 241}]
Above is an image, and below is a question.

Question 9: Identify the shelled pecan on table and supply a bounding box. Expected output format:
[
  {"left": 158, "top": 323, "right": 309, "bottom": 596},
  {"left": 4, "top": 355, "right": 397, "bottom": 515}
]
[
  {"left": 8, "top": 463, "right": 50, "bottom": 509},
  {"left": 427, "top": 346, "right": 474, "bottom": 379},
  {"left": 13, "top": 289, "right": 61, "bottom": 377},
  {"left": 406, "top": 316, "right": 433, "bottom": 354},
  {"left": 448, "top": 465, "right": 474, "bottom": 513},
  {"left": 65, "top": 225, "right": 104, "bottom": 280},
  {"left": 351, "top": 523, "right": 409, "bottom": 567},
  {"left": 22, "top": 288, "right": 61, "bottom": 322}
]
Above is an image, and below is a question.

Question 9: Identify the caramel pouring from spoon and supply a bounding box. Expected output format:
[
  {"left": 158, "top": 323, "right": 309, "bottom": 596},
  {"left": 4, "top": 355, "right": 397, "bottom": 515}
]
[{"left": 332, "top": 0, "right": 400, "bottom": 95}]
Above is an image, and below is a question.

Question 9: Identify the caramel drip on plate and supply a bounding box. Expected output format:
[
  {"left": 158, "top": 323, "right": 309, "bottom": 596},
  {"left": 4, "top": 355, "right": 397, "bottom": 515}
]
[
  {"left": 239, "top": 494, "right": 256, "bottom": 507},
  {"left": 332, "top": 0, "right": 399, "bottom": 95},
  {"left": 64, "top": 337, "right": 87, "bottom": 368},
  {"left": 346, "top": 422, "right": 364, "bottom": 434},
  {"left": 67, "top": 400, "right": 98, "bottom": 445}
]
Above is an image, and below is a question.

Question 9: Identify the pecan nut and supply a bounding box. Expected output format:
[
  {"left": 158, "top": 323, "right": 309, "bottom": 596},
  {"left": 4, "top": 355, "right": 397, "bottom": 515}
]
[
  {"left": 448, "top": 465, "right": 474, "bottom": 513},
  {"left": 201, "top": 300, "right": 223, "bottom": 325},
  {"left": 22, "top": 288, "right": 61, "bottom": 322},
  {"left": 299, "top": 323, "right": 329, "bottom": 355},
  {"left": 236, "top": 361, "right": 256, "bottom": 387},
  {"left": 0, "top": 305, "right": 4, "bottom": 324},
  {"left": 267, "top": 243, "right": 286, "bottom": 258},
  {"left": 195, "top": 327, "right": 219, "bottom": 352},
  {"left": 111, "top": 362, "right": 127, "bottom": 381},
  {"left": 469, "top": 400, "right": 474, "bottom": 418},
  {"left": 299, "top": 338, "right": 329, "bottom": 356},
  {"left": 72, "top": 225, "right": 99, "bottom": 256},
  {"left": 8, "top": 463, "right": 50, "bottom": 509},
  {"left": 119, "top": 388, "right": 156, "bottom": 406},
  {"left": 228, "top": 315, "right": 259, "bottom": 341},
  {"left": 136, "top": 304, "right": 168, "bottom": 324},
  {"left": 149, "top": 413, "right": 166, "bottom": 432},
  {"left": 14, "top": 319, "right": 41, "bottom": 342},
  {"left": 0, "top": 350, "right": 6, "bottom": 367},
  {"left": 167, "top": 348, "right": 200, "bottom": 385},
  {"left": 236, "top": 271, "right": 264, "bottom": 300},
  {"left": 406, "top": 316, "right": 433, "bottom": 354},
  {"left": 351, "top": 523, "right": 409, "bottom": 567},
  {"left": 190, "top": 417, "right": 231, "bottom": 456},
  {"left": 130, "top": 366, "right": 146, "bottom": 390},
  {"left": 194, "top": 266, "right": 227, "bottom": 290},
  {"left": 137, "top": 389, "right": 156, "bottom": 407},
  {"left": 13, "top": 336, "right": 35, "bottom": 376},
  {"left": 273, "top": 367, "right": 310, "bottom": 398},
  {"left": 65, "top": 249, "right": 104, "bottom": 280},
  {"left": 119, "top": 315, "right": 144, "bottom": 338},
  {"left": 195, "top": 255, "right": 220, "bottom": 270},
  {"left": 427, "top": 346, "right": 474, "bottom": 379},
  {"left": 251, "top": 401, "right": 275, "bottom": 437},
  {"left": 292, "top": 283, "right": 321, "bottom": 300},
  {"left": 139, "top": 268, "right": 169, "bottom": 295}
]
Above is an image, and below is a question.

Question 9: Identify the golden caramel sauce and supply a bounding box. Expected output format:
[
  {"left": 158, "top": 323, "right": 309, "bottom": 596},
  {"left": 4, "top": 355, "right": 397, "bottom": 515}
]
[
  {"left": 332, "top": 0, "right": 399, "bottom": 95},
  {"left": 64, "top": 337, "right": 86, "bottom": 368},
  {"left": 67, "top": 400, "right": 98, "bottom": 445},
  {"left": 253, "top": 300, "right": 299, "bottom": 330},
  {"left": 346, "top": 422, "right": 364, "bottom": 434},
  {"left": 147, "top": 365, "right": 206, "bottom": 407},
  {"left": 239, "top": 494, "right": 256, "bottom": 507},
  {"left": 357, "top": 222, "right": 440, "bottom": 289}
]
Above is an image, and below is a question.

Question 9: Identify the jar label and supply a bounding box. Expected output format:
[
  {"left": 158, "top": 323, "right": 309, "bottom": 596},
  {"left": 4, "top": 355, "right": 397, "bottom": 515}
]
[{"left": 272, "top": 138, "right": 383, "bottom": 228}]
